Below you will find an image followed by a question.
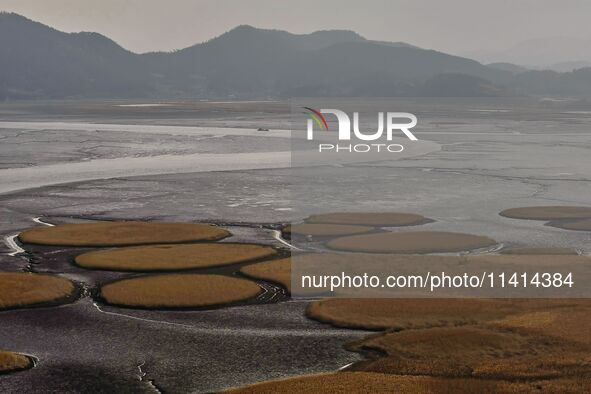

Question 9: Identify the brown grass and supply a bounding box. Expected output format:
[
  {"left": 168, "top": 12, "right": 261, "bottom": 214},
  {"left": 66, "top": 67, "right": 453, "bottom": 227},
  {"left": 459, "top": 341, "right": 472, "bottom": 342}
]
[
  {"left": 285, "top": 223, "right": 374, "bottom": 237},
  {"left": 0, "top": 272, "right": 76, "bottom": 310},
  {"left": 347, "top": 326, "right": 591, "bottom": 380},
  {"left": 549, "top": 218, "right": 591, "bottom": 231},
  {"left": 499, "top": 206, "right": 591, "bottom": 220},
  {"left": 240, "top": 258, "right": 291, "bottom": 292},
  {"left": 500, "top": 247, "right": 578, "bottom": 255},
  {"left": 326, "top": 231, "right": 497, "bottom": 254},
  {"left": 306, "top": 212, "right": 427, "bottom": 226},
  {"left": 491, "top": 300, "right": 591, "bottom": 345},
  {"left": 303, "top": 298, "right": 591, "bottom": 391},
  {"left": 75, "top": 243, "right": 276, "bottom": 272},
  {"left": 306, "top": 298, "right": 576, "bottom": 330},
  {"left": 0, "top": 351, "right": 33, "bottom": 374},
  {"left": 225, "top": 372, "right": 586, "bottom": 393},
  {"left": 100, "top": 274, "right": 261, "bottom": 308},
  {"left": 19, "top": 221, "right": 229, "bottom": 246}
]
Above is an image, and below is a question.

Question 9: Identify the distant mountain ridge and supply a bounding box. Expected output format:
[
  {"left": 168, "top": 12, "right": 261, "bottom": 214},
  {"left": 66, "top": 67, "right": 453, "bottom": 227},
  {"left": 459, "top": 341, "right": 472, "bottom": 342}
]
[
  {"left": 1, "top": 12, "right": 591, "bottom": 99},
  {"left": 0, "top": 12, "right": 151, "bottom": 99},
  {"left": 487, "top": 62, "right": 530, "bottom": 74},
  {"left": 467, "top": 37, "right": 591, "bottom": 70}
]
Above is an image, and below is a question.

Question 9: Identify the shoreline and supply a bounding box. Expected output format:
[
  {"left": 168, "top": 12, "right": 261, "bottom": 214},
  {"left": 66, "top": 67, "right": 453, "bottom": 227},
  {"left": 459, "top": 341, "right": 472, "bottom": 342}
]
[{"left": 0, "top": 119, "right": 440, "bottom": 196}]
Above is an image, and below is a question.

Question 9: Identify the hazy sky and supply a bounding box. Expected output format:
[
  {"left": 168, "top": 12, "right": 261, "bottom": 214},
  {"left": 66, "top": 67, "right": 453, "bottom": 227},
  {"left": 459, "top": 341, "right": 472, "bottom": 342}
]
[{"left": 1, "top": 0, "right": 590, "bottom": 55}]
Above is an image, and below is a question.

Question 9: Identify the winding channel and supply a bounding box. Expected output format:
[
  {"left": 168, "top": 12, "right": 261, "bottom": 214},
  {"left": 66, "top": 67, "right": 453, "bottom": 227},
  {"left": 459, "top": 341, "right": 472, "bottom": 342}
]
[{"left": 4, "top": 217, "right": 53, "bottom": 257}]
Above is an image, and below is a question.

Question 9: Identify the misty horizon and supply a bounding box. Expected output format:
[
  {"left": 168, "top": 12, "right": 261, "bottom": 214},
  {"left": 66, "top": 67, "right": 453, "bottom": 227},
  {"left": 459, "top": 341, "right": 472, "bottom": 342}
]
[
  {"left": 1, "top": 0, "right": 591, "bottom": 66},
  {"left": 4, "top": 10, "right": 591, "bottom": 100},
  {"left": 3, "top": 9, "right": 591, "bottom": 71}
]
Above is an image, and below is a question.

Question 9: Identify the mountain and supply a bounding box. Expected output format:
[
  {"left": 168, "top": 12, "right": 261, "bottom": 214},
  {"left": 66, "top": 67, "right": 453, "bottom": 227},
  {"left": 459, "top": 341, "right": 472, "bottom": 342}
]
[
  {"left": 487, "top": 62, "right": 529, "bottom": 74},
  {"left": 0, "top": 12, "right": 153, "bottom": 99},
  {"left": 0, "top": 12, "right": 514, "bottom": 99},
  {"left": 513, "top": 67, "right": 591, "bottom": 96},
  {"left": 422, "top": 73, "right": 510, "bottom": 96},
  {"left": 546, "top": 61, "right": 591, "bottom": 73},
  {"left": 278, "top": 41, "right": 510, "bottom": 96},
  {"left": 467, "top": 37, "right": 591, "bottom": 69},
  {"left": 143, "top": 23, "right": 510, "bottom": 97},
  {"left": 142, "top": 25, "right": 370, "bottom": 96},
  {"left": 2, "top": 12, "right": 591, "bottom": 99}
]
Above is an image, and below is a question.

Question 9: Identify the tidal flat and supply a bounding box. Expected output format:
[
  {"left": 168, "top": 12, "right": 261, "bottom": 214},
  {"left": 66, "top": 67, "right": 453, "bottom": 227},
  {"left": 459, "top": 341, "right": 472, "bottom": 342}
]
[{"left": 1, "top": 99, "right": 591, "bottom": 392}]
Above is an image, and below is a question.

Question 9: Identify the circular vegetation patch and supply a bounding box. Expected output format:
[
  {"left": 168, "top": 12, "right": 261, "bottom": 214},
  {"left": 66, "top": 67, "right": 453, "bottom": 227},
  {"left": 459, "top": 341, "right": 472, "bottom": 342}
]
[
  {"left": 76, "top": 243, "right": 276, "bottom": 272},
  {"left": 500, "top": 247, "right": 578, "bottom": 255},
  {"left": 19, "top": 221, "right": 229, "bottom": 246},
  {"left": 548, "top": 218, "right": 591, "bottom": 232},
  {"left": 326, "top": 231, "right": 497, "bottom": 254},
  {"left": 0, "top": 272, "right": 76, "bottom": 310},
  {"left": 285, "top": 223, "right": 374, "bottom": 237},
  {"left": 306, "top": 212, "right": 428, "bottom": 227},
  {"left": 0, "top": 351, "right": 33, "bottom": 374},
  {"left": 100, "top": 274, "right": 261, "bottom": 309},
  {"left": 240, "top": 258, "right": 291, "bottom": 292},
  {"left": 499, "top": 206, "right": 591, "bottom": 221}
]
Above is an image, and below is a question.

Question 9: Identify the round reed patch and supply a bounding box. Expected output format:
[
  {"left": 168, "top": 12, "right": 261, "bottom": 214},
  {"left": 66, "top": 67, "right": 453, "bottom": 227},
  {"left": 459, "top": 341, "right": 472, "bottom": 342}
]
[
  {"left": 240, "top": 258, "right": 291, "bottom": 292},
  {"left": 286, "top": 223, "right": 374, "bottom": 237},
  {"left": 76, "top": 243, "right": 276, "bottom": 271},
  {"left": 326, "top": 231, "right": 497, "bottom": 254},
  {"left": 499, "top": 206, "right": 591, "bottom": 221},
  {"left": 0, "top": 272, "right": 76, "bottom": 310},
  {"left": 19, "top": 221, "right": 229, "bottom": 246},
  {"left": 100, "top": 274, "right": 261, "bottom": 308},
  {"left": 0, "top": 351, "right": 33, "bottom": 374},
  {"left": 306, "top": 212, "right": 428, "bottom": 226}
]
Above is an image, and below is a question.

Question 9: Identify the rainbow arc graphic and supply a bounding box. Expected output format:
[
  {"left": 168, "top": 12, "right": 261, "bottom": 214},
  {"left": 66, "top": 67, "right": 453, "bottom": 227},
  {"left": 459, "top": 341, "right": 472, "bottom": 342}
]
[{"left": 303, "top": 107, "right": 329, "bottom": 130}]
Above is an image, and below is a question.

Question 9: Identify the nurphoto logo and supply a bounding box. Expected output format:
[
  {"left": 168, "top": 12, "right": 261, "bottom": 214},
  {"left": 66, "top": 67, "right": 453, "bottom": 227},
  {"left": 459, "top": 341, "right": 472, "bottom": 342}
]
[{"left": 303, "top": 107, "right": 418, "bottom": 153}]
